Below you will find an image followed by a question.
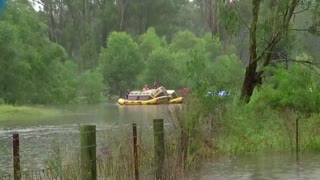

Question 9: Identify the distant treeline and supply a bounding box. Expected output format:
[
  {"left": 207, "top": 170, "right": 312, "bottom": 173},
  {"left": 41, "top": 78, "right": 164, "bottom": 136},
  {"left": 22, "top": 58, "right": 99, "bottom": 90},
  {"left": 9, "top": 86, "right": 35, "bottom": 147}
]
[{"left": 0, "top": 0, "right": 319, "bottom": 105}]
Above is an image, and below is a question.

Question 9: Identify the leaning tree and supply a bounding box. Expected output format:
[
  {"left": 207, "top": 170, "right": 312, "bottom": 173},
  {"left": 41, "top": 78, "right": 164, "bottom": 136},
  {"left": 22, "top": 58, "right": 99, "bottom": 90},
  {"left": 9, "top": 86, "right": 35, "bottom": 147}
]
[{"left": 226, "top": 0, "right": 320, "bottom": 102}]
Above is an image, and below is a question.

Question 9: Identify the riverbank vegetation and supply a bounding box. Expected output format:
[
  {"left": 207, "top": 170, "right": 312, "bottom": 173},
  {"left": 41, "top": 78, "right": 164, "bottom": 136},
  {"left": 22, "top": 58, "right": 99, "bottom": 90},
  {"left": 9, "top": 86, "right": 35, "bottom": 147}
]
[
  {"left": 0, "top": 104, "right": 58, "bottom": 121},
  {"left": 177, "top": 51, "right": 320, "bottom": 168},
  {"left": 1, "top": 0, "right": 320, "bottom": 178}
]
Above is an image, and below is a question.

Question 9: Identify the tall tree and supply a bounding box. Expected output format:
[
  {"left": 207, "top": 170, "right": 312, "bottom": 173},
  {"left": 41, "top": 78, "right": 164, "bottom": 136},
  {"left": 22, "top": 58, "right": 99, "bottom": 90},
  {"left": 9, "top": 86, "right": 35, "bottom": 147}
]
[
  {"left": 116, "top": 0, "right": 128, "bottom": 31},
  {"left": 175, "top": 1, "right": 207, "bottom": 35},
  {"left": 239, "top": 0, "right": 319, "bottom": 102},
  {"left": 195, "top": 0, "right": 221, "bottom": 36},
  {"left": 126, "top": 0, "right": 186, "bottom": 36},
  {"left": 40, "top": 0, "right": 119, "bottom": 70}
]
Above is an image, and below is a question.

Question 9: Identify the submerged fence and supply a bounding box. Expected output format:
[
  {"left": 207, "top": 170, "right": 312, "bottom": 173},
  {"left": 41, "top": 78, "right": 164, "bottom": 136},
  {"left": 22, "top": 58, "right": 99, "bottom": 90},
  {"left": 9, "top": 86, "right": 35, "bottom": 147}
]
[{"left": 0, "top": 119, "right": 181, "bottom": 180}]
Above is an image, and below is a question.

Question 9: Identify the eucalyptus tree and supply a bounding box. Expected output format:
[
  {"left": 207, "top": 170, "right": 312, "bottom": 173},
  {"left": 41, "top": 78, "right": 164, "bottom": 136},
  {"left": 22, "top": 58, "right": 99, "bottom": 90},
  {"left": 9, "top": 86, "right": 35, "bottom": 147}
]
[
  {"left": 194, "top": 0, "right": 222, "bottom": 36},
  {"left": 225, "top": 0, "right": 320, "bottom": 102},
  {"left": 175, "top": 1, "right": 207, "bottom": 36},
  {"left": 123, "top": 0, "right": 187, "bottom": 37},
  {"left": 39, "top": 0, "right": 119, "bottom": 70}
]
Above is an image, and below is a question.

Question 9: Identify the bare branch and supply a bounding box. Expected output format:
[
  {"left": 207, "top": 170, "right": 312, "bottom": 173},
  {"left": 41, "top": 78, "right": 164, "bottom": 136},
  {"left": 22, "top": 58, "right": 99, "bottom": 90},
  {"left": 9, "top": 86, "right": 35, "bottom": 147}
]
[
  {"left": 232, "top": 2, "right": 271, "bottom": 45},
  {"left": 290, "top": 27, "right": 320, "bottom": 34},
  {"left": 274, "top": 0, "right": 287, "bottom": 18},
  {"left": 36, "top": 0, "right": 45, "bottom": 6},
  {"left": 293, "top": 5, "right": 311, "bottom": 14},
  {"left": 248, "top": 0, "right": 261, "bottom": 64},
  {"left": 284, "top": 0, "right": 300, "bottom": 25},
  {"left": 290, "top": 28, "right": 310, "bottom": 31},
  {"left": 251, "top": 32, "right": 281, "bottom": 64},
  {"left": 271, "top": 58, "right": 320, "bottom": 77},
  {"left": 272, "top": 58, "right": 318, "bottom": 64},
  {"left": 233, "top": 5, "right": 250, "bottom": 32},
  {"left": 252, "top": 0, "right": 300, "bottom": 65}
]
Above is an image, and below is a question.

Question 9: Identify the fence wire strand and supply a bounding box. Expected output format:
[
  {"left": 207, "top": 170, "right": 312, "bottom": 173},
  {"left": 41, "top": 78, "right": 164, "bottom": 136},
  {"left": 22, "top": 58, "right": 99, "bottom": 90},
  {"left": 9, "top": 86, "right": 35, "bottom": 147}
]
[{"left": 0, "top": 122, "right": 183, "bottom": 179}]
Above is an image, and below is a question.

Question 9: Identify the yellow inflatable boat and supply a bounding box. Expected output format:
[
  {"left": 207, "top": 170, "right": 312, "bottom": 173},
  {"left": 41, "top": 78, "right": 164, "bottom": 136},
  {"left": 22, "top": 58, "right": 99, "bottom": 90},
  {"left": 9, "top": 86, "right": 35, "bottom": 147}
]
[{"left": 118, "top": 86, "right": 184, "bottom": 105}]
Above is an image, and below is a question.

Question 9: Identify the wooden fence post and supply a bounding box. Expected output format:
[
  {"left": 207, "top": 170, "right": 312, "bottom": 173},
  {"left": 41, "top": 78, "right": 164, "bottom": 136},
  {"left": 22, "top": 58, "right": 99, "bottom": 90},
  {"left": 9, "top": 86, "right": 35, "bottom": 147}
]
[
  {"left": 80, "top": 125, "right": 96, "bottom": 180},
  {"left": 296, "top": 117, "right": 300, "bottom": 154},
  {"left": 133, "top": 123, "right": 139, "bottom": 180},
  {"left": 153, "top": 119, "right": 164, "bottom": 180},
  {"left": 13, "top": 133, "right": 21, "bottom": 180}
]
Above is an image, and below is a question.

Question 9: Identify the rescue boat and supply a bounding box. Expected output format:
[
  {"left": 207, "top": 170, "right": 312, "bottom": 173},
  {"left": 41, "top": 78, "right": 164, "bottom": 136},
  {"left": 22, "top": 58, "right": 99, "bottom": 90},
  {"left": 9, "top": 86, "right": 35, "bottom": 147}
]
[{"left": 118, "top": 86, "right": 184, "bottom": 105}]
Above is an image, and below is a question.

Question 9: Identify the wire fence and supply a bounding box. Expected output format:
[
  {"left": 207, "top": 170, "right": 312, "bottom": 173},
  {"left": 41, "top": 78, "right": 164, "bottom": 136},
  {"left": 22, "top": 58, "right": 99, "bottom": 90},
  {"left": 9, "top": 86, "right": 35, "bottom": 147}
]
[{"left": 0, "top": 120, "right": 184, "bottom": 180}]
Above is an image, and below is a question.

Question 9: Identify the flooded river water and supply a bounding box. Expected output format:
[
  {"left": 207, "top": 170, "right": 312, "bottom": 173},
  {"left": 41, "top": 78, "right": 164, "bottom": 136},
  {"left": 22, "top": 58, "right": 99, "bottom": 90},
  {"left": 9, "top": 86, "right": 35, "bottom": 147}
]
[
  {"left": 191, "top": 152, "right": 320, "bottom": 180},
  {"left": 1, "top": 103, "right": 320, "bottom": 179}
]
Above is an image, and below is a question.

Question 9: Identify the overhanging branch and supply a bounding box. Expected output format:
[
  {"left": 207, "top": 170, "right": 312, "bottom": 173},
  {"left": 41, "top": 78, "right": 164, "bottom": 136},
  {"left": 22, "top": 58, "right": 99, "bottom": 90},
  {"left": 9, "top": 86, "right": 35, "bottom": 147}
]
[
  {"left": 272, "top": 58, "right": 320, "bottom": 68},
  {"left": 251, "top": 32, "right": 281, "bottom": 64},
  {"left": 290, "top": 28, "right": 320, "bottom": 32},
  {"left": 272, "top": 58, "right": 320, "bottom": 77}
]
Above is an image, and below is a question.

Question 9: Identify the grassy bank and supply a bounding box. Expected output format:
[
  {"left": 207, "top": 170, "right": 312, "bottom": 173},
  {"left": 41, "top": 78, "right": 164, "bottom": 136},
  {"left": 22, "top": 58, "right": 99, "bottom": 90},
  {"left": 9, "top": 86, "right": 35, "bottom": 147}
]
[
  {"left": 0, "top": 104, "right": 59, "bottom": 121},
  {"left": 150, "top": 94, "right": 320, "bottom": 173},
  {"left": 215, "top": 104, "right": 320, "bottom": 155}
]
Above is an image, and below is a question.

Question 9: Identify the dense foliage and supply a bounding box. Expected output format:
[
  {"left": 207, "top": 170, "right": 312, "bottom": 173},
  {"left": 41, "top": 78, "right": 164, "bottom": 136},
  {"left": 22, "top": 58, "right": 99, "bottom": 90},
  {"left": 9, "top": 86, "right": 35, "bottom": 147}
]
[
  {"left": 0, "top": 0, "right": 319, "bottom": 107},
  {"left": 0, "top": 2, "right": 77, "bottom": 104}
]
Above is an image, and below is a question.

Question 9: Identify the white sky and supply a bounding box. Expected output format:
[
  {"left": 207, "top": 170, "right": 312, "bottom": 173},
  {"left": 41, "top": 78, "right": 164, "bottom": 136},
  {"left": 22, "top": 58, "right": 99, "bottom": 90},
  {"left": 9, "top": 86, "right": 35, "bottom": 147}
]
[{"left": 29, "top": 0, "right": 43, "bottom": 12}]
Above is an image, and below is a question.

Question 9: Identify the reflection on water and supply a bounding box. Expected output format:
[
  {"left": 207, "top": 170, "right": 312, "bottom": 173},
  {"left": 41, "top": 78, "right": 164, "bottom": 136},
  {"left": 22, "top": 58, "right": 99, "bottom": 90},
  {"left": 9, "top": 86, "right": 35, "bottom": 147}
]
[
  {"left": 191, "top": 152, "right": 320, "bottom": 180},
  {"left": 0, "top": 103, "right": 176, "bottom": 128}
]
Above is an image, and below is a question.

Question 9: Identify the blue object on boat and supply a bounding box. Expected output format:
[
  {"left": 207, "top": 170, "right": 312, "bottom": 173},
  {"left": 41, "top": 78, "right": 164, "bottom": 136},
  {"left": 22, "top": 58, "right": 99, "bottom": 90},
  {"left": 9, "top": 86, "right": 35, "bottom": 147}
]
[
  {"left": 217, "top": 90, "right": 230, "bottom": 97},
  {"left": 206, "top": 90, "right": 230, "bottom": 97}
]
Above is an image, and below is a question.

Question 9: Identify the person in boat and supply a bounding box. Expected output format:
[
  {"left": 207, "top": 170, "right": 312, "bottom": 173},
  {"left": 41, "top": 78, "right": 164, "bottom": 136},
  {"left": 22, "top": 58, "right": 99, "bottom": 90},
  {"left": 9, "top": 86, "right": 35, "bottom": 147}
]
[
  {"left": 125, "top": 88, "right": 131, "bottom": 99},
  {"left": 142, "top": 84, "right": 149, "bottom": 91},
  {"left": 153, "top": 81, "right": 158, "bottom": 89}
]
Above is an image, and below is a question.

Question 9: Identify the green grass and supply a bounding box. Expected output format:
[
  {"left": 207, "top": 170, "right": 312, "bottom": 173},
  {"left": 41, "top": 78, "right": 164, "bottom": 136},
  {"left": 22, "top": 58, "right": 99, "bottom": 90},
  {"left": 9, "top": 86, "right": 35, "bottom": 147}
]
[
  {"left": 0, "top": 104, "right": 59, "bottom": 121},
  {"left": 211, "top": 103, "right": 320, "bottom": 156}
]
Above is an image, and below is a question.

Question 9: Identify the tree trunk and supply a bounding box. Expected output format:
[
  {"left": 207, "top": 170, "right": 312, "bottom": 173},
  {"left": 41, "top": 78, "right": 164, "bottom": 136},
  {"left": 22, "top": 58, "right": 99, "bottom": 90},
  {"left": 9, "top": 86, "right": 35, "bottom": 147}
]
[
  {"left": 206, "top": 0, "right": 219, "bottom": 37},
  {"left": 49, "top": 7, "right": 58, "bottom": 42},
  {"left": 240, "top": 0, "right": 300, "bottom": 103},
  {"left": 241, "top": 64, "right": 257, "bottom": 103},
  {"left": 117, "top": 0, "right": 128, "bottom": 31},
  {"left": 240, "top": 0, "right": 260, "bottom": 103},
  {"left": 58, "top": 0, "right": 64, "bottom": 33},
  {"left": 138, "top": 2, "right": 143, "bottom": 34}
]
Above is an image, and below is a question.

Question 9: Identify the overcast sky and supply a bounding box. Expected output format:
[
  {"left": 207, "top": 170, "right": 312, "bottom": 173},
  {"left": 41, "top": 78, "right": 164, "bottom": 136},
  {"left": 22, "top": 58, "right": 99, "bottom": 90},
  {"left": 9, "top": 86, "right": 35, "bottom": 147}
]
[{"left": 29, "top": 0, "right": 43, "bottom": 12}]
